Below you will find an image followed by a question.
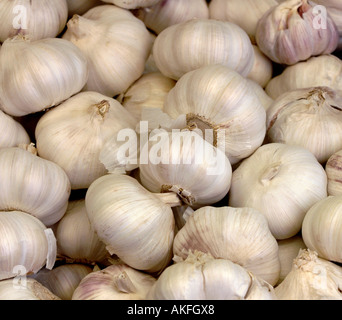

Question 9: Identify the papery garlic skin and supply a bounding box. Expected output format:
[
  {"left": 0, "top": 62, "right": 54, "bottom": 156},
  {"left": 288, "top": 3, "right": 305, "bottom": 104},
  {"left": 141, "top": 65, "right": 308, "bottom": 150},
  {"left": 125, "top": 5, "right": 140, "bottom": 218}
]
[
  {"left": 265, "top": 55, "right": 342, "bottom": 100},
  {"left": 302, "top": 196, "right": 342, "bottom": 264},
  {"left": 101, "top": 0, "right": 161, "bottom": 9},
  {"left": 256, "top": 0, "right": 339, "bottom": 65},
  {"left": 63, "top": 5, "right": 152, "bottom": 97},
  {"left": 173, "top": 206, "right": 280, "bottom": 286},
  {"left": 229, "top": 143, "right": 328, "bottom": 240},
  {"left": 0, "top": 211, "right": 56, "bottom": 281},
  {"left": 275, "top": 249, "right": 342, "bottom": 300},
  {"left": 85, "top": 174, "right": 175, "bottom": 274},
  {"left": 0, "top": 278, "right": 60, "bottom": 300},
  {"left": 163, "top": 65, "right": 266, "bottom": 165},
  {"left": 55, "top": 200, "right": 109, "bottom": 265},
  {"left": 72, "top": 264, "right": 156, "bottom": 300},
  {"left": 152, "top": 19, "right": 255, "bottom": 81},
  {"left": 0, "top": 0, "right": 68, "bottom": 42},
  {"left": 31, "top": 264, "right": 93, "bottom": 300},
  {"left": 0, "top": 110, "right": 30, "bottom": 148},
  {"left": 0, "top": 145, "right": 71, "bottom": 226},
  {"left": 266, "top": 87, "right": 342, "bottom": 163},
  {"left": 147, "top": 251, "right": 276, "bottom": 300},
  {"left": 247, "top": 80, "right": 274, "bottom": 111},
  {"left": 35, "top": 91, "right": 137, "bottom": 190},
  {"left": 326, "top": 150, "right": 342, "bottom": 196},
  {"left": 0, "top": 36, "right": 88, "bottom": 117}
]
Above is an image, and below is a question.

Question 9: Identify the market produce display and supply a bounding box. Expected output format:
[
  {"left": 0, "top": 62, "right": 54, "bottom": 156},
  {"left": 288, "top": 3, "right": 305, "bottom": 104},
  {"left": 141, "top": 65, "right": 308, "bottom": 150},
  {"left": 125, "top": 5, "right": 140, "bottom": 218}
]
[{"left": 1, "top": 0, "right": 342, "bottom": 301}]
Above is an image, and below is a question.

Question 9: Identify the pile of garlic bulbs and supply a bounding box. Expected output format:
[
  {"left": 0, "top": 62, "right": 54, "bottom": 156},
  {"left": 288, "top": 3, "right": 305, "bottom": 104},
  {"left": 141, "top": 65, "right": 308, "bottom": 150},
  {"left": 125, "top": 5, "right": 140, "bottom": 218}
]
[{"left": 1, "top": 0, "right": 342, "bottom": 301}]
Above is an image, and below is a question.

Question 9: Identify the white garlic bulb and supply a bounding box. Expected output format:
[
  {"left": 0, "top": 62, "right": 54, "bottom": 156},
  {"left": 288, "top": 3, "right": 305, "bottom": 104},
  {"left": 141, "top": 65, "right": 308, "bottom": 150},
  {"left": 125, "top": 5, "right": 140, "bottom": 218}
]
[
  {"left": 138, "top": 130, "right": 232, "bottom": 208},
  {"left": 147, "top": 251, "right": 276, "bottom": 300},
  {"left": 72, "top": 264, "right": 156, "bottom": 300},
  {"left": 173, "top": 206, "right": 280, "bottom": 286},
  {"left": 0, "top": 0, "right": 68, "bottom": 42},
  {"left": 247, "top": 79, "right": 274, "bottom": 111},
  {"left": 229, "top": 143, "right": 328, "bottom": 240},
  {"left": 0, "top": 278, "right": 60, "bottom": 300},
  {"left": 265, "top": 54, "right": 342, "bottom": 99},
  {"left": 256, "top": 0, "right": 339, "bottom": 65},
  {"left": 62, "top": 5, "right": 152, "bottom": 97},
  {"left": 152, "top": 19, "right": 255, "bottom": 81},
  {"left": 135, "top": 0, "right": 209, "bottom": 35},
  {"left": 326, "top": 149, "right": 342, "bottom": 196},
  {"left": 275, "top": 249, "right": 342, "bottom": 300},
  {"left": 0, "top": 110, "right": 30, "bottom": 148},
  {"left": 85, "top": 174, "right": 176, "bottom": 274},
  {"left": 66, "top": 0, "right": 103, "bottom": 16},
  {"left": 31, "top": 264, "right": 93, "bottom": 300},
  {"left": 163, "top": 64, "right": 266, "bottom": 165},
  {"left": 35, "top": 91, "right": 137, "bottom": 190},
  {"left": 0, "top": 144, "right": 71, "bottom": 226},
  {"left": 266, "top": 86, "right": 342, "bottom": 164},
  {"left": 55, "top": 200, "right": 109, "bottom": 265},
  {"left": 0, "top": 211, "right": 56, "bottom": 281},
  {"left": 0, "top": 36, "right": 88, "bottom": 117},
  {"left": 101, "top": 0, "right": 161, "bottom": 9},
  {"left": 302, "top": 196, "right": 342, "bottom": 264}
]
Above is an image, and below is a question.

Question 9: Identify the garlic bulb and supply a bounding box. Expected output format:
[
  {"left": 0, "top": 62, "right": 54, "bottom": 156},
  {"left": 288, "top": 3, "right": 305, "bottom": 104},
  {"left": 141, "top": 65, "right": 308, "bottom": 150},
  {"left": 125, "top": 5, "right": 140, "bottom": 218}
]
[
  {"left": 209, "top": 0, "right": 279, "bottom": 44},
  {"left": 266, "top": 86, "right": 342, "bottom": 164},
  {"left": 35, "top": 91, "right": 137, "bottom": 190},
  {"left": 62, "top": 5, "right": 152, "bottom": 97},
  {"left": 326, "top": 149, "right": 342, "bottom": 196},
  {"left": 134, "top": 0, "right": 209, "bottom": 35},
  {"left": 302, "top": 196, "right": 342, "bottom": 264},
  {"left": 0, "top": 36, "right": 88, "bottom": 117},
  {"left": 163, "top": 64, "right": 266, "bottom": 165},
  {"left": 31, "top": 264, "right": 93, "bottom": 300},
  {"left": 138, "top": 130, "right": 232, "bottom": 208},
  {"left": 247, "top": 79, "right": 274, "bottom": 111},
  {"left": 85, "top": 174, "right": 177, "bottom": 274},
  {"left": 277, "top": 235, "right": 307, "bottom": 284},
  {"left": 101, "top": 0, "right": 161, "bottom": 9},
  {"left": 55, "top": 200, "right": 109, "bottom": 265},
  {"left": 66, "top": 0, "right": 103, "bottom": 16},
  {"left": 0, "top": 0, "right": 68, "bottom": 42},
  {"left": 265, "top": 54, "right": 342, "bottom": 100},
  {"left": 147, "top": 251, "right": 276, "bottom": 300},
  {"left": 229, "top": 143, "right": 328, "bottom": 240},
  {"left": 117, "top": 72, "right": 176, "bottom": 122},
  {"left": 0, "top": 278, "right": 60, "bottom": 300},
  {"left": 0, "top": 211, "right": 56, "bottom": 281},
  {"left": 0, "top": 144, "right": 71, "bottom": 226},
  {"left": 152, "top": 19, "right": 255, "bottom": 81},
  {"left": 72, "top": 264, "right": 156, "bottom": 300},
  {"left": 247, "top": 45, "right": 273, "bottom": 88},
  {"left": 173, "top": 206, "right": 280, "bottom": 286},
  {"left": 275, "top": 249, "right": 342, "bottom": 300},
  {"left": 0, "top": 110, "right": 30, "bottom": 148},
  {"left": 255, "top": 0, "right": 339, "bottom": 65}
]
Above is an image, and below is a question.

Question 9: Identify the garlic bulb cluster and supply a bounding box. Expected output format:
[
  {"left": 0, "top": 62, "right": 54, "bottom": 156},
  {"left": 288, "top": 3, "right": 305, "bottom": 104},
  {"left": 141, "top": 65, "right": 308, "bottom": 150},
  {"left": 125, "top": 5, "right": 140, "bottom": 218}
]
[
  {"left": 0, "top": 144, "right": 71, "bottom": 226},
  {"left": 256, "top": 0, "right": 339, "bottom": 65},
  {"left": 147, "top": 251, "right": 276, "bottom": 300},
  {"left": 101, "top": 0, "right": 161, "bottom": 10},
  {"left": 0, "top": 278, "right": 60, "bottom": 300},
  {"left": 163, "top": 65, "right": 266, "bottom": 165},
  {"left": 275, "top": 249, "right": 342, "bottom": 300},
  {"left": 0, "top": 110, "right": 30, "bottom": 148},
  {"left": 265, "top": 54, "right": 342, "bottom": 99},
  {"left": 62, "top": 5, "right": 152, "bottom": 97},
  {"left": 134, "top": 0, "right": 209, "bottom": 35},
  {"left": 326, "top": 150, "right": 342, "bottom": 196},
  {"left": 229, "top": 143, "right": 328, "bottom": 240},
  {"left": 66, "top": 0, "right": 103, "bottom": 16},
  {"left": 0, "top": 211, "right": 56, "bottom": 281},
  {"left": 0, "top": 36, "right": 88, "bottom": 117},
  {"left": 173, "top": 206, "right": 280, "bottom": 286},
  {"left": 55, "top": 200, "right": 109, "bottom": 265},
  {"left": 302, "top": 196, "right": 342, "bottom": 264},
  {"left": 85, "top": 174, "right": 177, "bottom": 274},
  {"left": 152, "top": 19, "right": 255, "bottom": 81},
  {"left": 266, "top": 86, "right": 342, "bottom": 163},
  {"left": 31, "top": 264, "right": 93, "bottom": 300},
  {"left": 72, "top": 264, "right": 156, "bottom": 300},
  {"left": 0, "top": 0, "right": 68, "bottom": 42}
]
